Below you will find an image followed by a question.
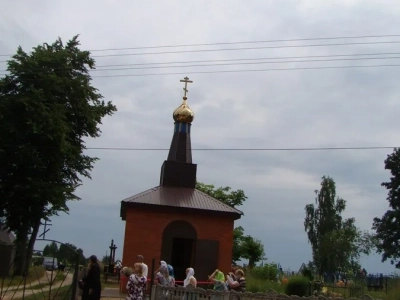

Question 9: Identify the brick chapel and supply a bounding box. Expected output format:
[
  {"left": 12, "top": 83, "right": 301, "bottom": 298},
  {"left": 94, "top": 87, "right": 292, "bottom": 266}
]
[{"left": 120, "top": 77, "right": 243, "bottom": 281}]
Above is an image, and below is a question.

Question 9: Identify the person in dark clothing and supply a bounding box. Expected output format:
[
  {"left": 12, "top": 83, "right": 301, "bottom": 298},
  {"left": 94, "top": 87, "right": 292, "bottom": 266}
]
[{"left": 81, "top": 255, "right": 102, "bottom": 300}]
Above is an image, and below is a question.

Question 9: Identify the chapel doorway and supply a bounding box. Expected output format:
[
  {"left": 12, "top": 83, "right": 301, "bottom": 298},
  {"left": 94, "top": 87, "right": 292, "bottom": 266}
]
[{"left": 161, "top": 220, "right": 197, "bottom": 281}]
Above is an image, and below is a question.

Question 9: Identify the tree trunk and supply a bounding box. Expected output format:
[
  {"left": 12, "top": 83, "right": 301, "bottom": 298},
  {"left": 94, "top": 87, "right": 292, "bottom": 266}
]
[
  {"left": 14, "top": 228, "right": 29, "bottom": 276},
  {"left": 24, "top": 217, "right": 42, "bottom": 274}
]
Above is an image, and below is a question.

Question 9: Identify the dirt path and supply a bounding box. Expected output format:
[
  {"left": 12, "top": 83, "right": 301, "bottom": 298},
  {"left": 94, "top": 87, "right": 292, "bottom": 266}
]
[{"left": 1, "top": 273, "right": 73, "bottom": 300}]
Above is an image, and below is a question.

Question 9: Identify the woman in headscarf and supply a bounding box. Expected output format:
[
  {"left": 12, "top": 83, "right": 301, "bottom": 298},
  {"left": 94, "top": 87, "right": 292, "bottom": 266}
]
[
  {"left": 183, "top": 268, "right": 197, "bottom": 288},
  {"left": 156, "top": 265, "right": 175, "bottom": 287},
  {"left": 156, "top": 261, "right": 175, "bottom": 278},
  {"left": 81, "top": 255, "right": 101, "bottom": 300},
  {"left": 208, "top": 269, "right": 226, "bottom": 292},
  {"left": 126, "top": 263, "right": 147, "bottom": 300}
]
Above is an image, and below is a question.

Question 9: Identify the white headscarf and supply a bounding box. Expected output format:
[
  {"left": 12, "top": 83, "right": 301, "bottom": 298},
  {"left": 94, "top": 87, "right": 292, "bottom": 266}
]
[
  {"left": 160, "top": 261, "right": 168, "bottom": 267},
  {"left": 184, "top": 268, "right": 195, "bottom": 287}
]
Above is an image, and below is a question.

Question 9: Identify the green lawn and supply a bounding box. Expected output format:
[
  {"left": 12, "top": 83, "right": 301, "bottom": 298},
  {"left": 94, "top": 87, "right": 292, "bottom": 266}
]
[{"left": 2, "top": 266, "right": 46, "bottom": 288}]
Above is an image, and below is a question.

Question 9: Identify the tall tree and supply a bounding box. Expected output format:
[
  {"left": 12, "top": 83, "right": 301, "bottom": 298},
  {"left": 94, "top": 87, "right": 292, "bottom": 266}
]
[
  {"left": 373, "top": 148, "right": 400, "bottom": 268},
  {"left": 0, "top": 35, "right": 117, "bottom": 274},
  {"left": 240, "top": 235, "right": 265, "bottom": 268},
  {"left": 304, "top": 176, "right": 372, "bottom": 275},
  {"left": 196, "top": 181, "right": 250, "bottom": 263}
]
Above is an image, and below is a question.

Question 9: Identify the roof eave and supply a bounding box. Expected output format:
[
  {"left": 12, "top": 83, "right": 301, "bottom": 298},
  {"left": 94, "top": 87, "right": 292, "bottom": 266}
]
[{"left": 120, "top": 201, "right": 242, "bottom": 220}]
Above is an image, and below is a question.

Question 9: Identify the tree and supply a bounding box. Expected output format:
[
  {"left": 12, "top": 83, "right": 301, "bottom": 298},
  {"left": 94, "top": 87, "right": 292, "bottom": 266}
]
[
  {"left": 373, "top": 148, "right": 400, "bottom": 268},
  {"left": 196, "top": 181, "right": 247, "bottom": 207},
  {"left": 42, "top": 242, "right": 87, "bottom": 265},
  {"left": 0, "top": 35, "right": 117, "bottom": 274},
  {"left": 240, "top": 235, "right": 265, "bottom": 268},
  {"left": 304, "top": 176, "right": 372, "bottom": 275},
  {"left": 43, "top": 242, "right": 58, "bottom": 257}
]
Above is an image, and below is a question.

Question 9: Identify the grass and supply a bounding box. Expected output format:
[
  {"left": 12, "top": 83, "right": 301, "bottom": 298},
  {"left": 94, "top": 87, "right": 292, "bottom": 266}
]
[
  {"left": 1, "top": 266, "right": 46, "bottom": 288},
  {"left": 245, "top": 273, "right": 400, "bottom": 300}
]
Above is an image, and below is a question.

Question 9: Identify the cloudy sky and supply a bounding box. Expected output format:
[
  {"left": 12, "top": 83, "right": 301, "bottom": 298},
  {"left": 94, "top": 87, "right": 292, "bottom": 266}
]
[{"left": 1, "top": 0, "right": 400, "bottom": 274}]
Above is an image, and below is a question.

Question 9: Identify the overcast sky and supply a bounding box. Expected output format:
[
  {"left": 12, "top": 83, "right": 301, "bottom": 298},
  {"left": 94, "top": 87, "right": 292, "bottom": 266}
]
[{"left": 1, "top": 0, "right": 400, "bottom": 274}]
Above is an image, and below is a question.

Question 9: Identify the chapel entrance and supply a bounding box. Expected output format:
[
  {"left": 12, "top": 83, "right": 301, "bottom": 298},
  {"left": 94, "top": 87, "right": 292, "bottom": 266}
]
[{"left": 161, "top": 220, "right": 197, "bottom": 280}]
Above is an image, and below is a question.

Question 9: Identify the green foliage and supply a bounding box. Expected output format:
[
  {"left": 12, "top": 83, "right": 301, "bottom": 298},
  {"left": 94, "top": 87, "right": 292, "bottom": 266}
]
[
  {"left": 246, "top": 273, "right": 284, "bottom": 293},
  {"left": 42, "top": 242, "right": 86, "bottom": 265},
  {"left": 285, "top": 276, "right": 310, "bottom": 297},
  {"left": 251, "top": 263, "right": 278, "bottom": 281},
  {"left": 373, "top": 148, "right": 400, "bottom": 268},
  {"left": 300, "top": 262, "right": 314, "bottom": 280},
  {"left": 240, "top": 236, "right": 265, "bottom": 268},
  {"left": 304, "top": 176, "right": 372, "bottom": 275},
  {"left": 0, "top": 35, "right": 116, "bottom": 274},
  {"left": 195, "top": 181, "right": 247, "bottom": 207}
]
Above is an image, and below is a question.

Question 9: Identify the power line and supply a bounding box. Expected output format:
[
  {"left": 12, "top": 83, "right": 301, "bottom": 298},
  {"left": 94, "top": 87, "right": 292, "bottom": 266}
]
[
  {"left": 1, "top": 34, "right": 399, "bottom": 56},
  {"left": 2, "top": 55, "right": 400, "bottom": 73},
  {"left": 2, "top": 52, "right": 400, "bottom": 72},
  {"left": 90, "top": 41, "right": 400, "bottom": 58},
  {"left": 93, "top": 52, "right": 400, "bottom": 68},
  {"left": 86, "top": 56, "right": 400, "bottom": 72},
  {"left": 2, "top": 40, "right": 399, "bottom": 63},
  {"left": 89, "top": 64, "right": 400, "bottom": 78},
  {"left": 1, "top": 64, "right": 399, "bottom": 78},
  {"left": 2, "top": 145, "right": 396, "bottom": 151},
  {"left": 83, "top": 146, "right": 396, "bottom": 151}
]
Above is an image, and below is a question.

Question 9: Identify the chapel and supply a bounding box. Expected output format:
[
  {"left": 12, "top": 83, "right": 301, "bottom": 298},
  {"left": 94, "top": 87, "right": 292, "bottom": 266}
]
[{"left": 120, "top": 77, "right": 243, "bottom": 281}]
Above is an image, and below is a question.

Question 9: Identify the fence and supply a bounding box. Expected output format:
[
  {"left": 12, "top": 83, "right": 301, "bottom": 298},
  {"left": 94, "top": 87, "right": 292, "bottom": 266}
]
[{"left": 150, "top": 285, "right": 378, "bottom": 300}]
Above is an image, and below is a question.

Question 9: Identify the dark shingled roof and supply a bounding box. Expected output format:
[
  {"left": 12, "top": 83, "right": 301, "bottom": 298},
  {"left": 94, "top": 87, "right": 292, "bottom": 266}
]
[{"left": 120, "top": 186, "right": 243, "bottom": 220}]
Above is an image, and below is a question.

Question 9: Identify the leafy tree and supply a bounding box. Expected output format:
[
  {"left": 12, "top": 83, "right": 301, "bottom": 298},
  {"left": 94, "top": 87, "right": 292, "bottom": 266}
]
[
  {"left": 304, "top": 176, "right": 372, "bottom": 275},
  {"left": 373, "top": 148, "right": 400, "bottom": 268},
  {"left": 196, "top": 181, "right": 247, "bottom": 207},
  {"left": 240, "top": 235, "right": 265, "bottom": 268},
  {"left": 0, "top": 35, "right": 116, "bottom": 274},
  {"left": 42, "top": 242, "right": 87, "bottom": 265},
  {"left": 43, "top": 241, "right": 58, "bottom": 257}
]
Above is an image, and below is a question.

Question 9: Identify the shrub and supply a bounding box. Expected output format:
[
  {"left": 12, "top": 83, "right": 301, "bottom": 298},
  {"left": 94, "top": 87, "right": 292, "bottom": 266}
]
[
  {"left": 251, "top": 264, "right": 278, "bottom": 281},
  {"left": 285, "top": 276, "right": 310, "bottom": 296}
]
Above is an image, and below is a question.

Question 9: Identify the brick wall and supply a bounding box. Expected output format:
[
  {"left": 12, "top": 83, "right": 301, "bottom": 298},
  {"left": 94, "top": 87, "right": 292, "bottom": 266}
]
[{"left": 122, "top": 207, "right": 235, "bottom": 277}]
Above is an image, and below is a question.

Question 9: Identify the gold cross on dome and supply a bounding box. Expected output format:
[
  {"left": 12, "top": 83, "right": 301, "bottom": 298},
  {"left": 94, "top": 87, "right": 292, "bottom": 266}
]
[{"left": 180, "top": 76, "right": 193, "bottom": 98}]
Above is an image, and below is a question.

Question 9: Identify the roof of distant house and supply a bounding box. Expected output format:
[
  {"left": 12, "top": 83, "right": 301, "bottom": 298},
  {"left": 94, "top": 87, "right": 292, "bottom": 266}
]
[{"left": 120, "top": 186, "right": 243, "bottom": 220}]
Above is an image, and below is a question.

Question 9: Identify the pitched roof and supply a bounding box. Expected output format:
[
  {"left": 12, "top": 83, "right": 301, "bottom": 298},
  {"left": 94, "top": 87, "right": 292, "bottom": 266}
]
[{"left": 120, "top": 186, "right": 243, "bottom": 220}]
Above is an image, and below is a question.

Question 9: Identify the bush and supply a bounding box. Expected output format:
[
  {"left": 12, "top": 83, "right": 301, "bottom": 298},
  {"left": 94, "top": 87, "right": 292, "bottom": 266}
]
[
  {"left": 251, "top": 264, "right": 278, "bottom": 281},
  {"left": 285, "top": 276, "right": 310, "bottom": 296}
]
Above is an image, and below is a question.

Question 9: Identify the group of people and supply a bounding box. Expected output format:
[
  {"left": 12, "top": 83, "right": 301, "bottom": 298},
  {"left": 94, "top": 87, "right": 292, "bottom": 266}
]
[
  {"left": 125, "top": 256, "right": 246, "bottom": 300},
  {"left": 78, "top": 254, "right": 247, "bottom": 300}
]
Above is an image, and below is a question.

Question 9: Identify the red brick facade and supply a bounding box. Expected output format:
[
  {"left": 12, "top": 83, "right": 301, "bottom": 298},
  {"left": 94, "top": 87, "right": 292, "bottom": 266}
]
[{"left": 122, "top": 207, "right": 235, "bottom": 278}]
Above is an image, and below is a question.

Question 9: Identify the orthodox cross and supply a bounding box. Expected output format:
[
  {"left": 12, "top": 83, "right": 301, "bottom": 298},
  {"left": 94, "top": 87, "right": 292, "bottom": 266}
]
[
  {"left": 180, "top": 76, "right": 193, "bottom": 98},
  {"left": 39, "top": 219, "right": 52, "bottom": 239}
]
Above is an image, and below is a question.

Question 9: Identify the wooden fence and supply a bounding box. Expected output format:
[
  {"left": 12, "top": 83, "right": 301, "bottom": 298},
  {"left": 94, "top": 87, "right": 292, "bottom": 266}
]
[{"left": 150, "top": 285, "right": 379, "bottom": 300}]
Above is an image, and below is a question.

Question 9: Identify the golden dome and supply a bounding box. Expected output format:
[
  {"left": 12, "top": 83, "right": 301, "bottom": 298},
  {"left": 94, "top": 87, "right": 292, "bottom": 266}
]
[{"left": 173, "top": 97, "right": 194, "bottom": 123}]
